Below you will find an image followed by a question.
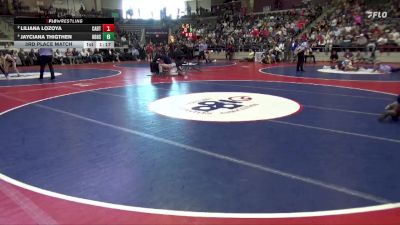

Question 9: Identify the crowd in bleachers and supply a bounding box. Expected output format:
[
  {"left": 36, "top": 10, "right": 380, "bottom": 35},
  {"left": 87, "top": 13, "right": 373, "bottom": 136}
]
[
  {"left": 117, "top": 29, "right": 141, "bottom": 47},
  {"left": 158, "top": 0, "right": 399, "bottom": 65},
  {"left": 302, "top": 0, "right": 400, "bottom": 52},
  {"left": 185, "top": 6, "right": 317, "bottom": 49},
  {"left": 181, "top": 1, "right": 243, "bottom": 18},
  {"left": 167, "top": 1, "right": 322, "bottom": 63},
  {"left": 0, "top": 0, "right": 105, "bottom": 18},
  {"left": 37, "top": 6, "right": 104, "bottom": 18}
]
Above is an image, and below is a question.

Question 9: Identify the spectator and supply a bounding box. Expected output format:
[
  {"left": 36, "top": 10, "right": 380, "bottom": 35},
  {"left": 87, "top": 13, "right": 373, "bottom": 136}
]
[
  {"left": 80, "top": 49, "right": 91, "bottom": 63},
  {"left": 132, "top": 46, "right": 140, "bottom": 61},
  {"left": 290, "top": 39, "right": 298, "bottom": 62},
  {"left": 145, "top": 42, "right": 154, "bottom": 62},
  {"left": 330, "top": 50, "right": 339, "bottom": 64},
  {"left": 198, "top": 40, "right": 209, "bottom": 63},
  {"left": 284, "top": 38, "right": 292, "bottom": 62},
  {"left": 65, "top": 48, "right": 74, "bottom": 64},
  {"left": 225, "top": 42, "right": 234, "bottom": 60},
  {"left": 28, "top": 49, "right": 38, "bottom": 65},
  {"left": 354, "top": 50, "right": 366, "bottom": 63},
  {"left": 54, "top": 49, "right": 64, "bottom": 65},
  {"left": 304, "top": 47, "right": 315, "bottom": 64},
  {"left": 107, "top": 49, "right": 120, "bottom": 62},
  {"left": 240, "top": 48, "right": 255, "bottom": 62},
  {"left": 93, "top": 49, "right": 104, "bottom": 63},
  {"left": 343, "top": 49, "right": 353, "bottom": 60},
  {"left": 72, "top": 48, "right": 82, "bottom": 64},
  {"left": 18, "top": 49, "right": 28, "bottom": 66}
]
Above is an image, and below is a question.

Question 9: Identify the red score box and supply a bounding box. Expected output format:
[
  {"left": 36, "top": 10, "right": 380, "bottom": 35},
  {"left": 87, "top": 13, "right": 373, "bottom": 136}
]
[{"left": 102, "top": 24, "right": 115, "bottom": 32}]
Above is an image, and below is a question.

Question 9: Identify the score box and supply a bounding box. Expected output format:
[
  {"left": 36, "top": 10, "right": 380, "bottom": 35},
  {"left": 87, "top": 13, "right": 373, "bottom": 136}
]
[
  {"left": 102, "top": 32, "right": 115, "bottom": 41},
  {"left": 102, "top": 24, "right": 115, "bottom": 32}
]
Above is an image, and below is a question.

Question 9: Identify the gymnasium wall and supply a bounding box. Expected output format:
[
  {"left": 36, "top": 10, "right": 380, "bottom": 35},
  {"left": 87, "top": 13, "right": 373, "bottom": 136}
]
[{"left": 253, "top": 0, "right": 303, "bottom": 12}]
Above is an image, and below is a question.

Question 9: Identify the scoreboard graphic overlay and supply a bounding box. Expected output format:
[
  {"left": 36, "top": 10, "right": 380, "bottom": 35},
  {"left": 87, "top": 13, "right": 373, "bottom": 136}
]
[{"left": 14, "top": 18, "right": 115, "bottom": 49}]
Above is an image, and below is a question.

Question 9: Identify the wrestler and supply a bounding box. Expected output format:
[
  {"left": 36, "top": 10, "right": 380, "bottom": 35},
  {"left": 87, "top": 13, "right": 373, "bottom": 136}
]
[
  {"left": 379, "top": 95, "right": 400, "bottom": 122},
  {"left": 0, "top": 51, "right": 21, "bottom": 78}
]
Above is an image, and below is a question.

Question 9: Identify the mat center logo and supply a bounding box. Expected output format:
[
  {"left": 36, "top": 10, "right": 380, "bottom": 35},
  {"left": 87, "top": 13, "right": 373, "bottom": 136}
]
[
  {"left": 191, "top": 96, "right": 252, "bottom": 112},
  {"left": 149, "top": 92, "right": 301, "bottom": 122}
]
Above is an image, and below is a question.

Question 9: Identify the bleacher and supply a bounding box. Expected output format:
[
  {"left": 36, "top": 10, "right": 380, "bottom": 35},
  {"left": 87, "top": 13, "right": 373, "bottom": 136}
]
[
  {"left": 118, "top": 19, "right": 163, "bottom": 36},
  {"left": 0, "top": 17, "right": 13, "bottom": 40},
  {"left": 0, "top": 16, "right": 13, "bottom": 48}
]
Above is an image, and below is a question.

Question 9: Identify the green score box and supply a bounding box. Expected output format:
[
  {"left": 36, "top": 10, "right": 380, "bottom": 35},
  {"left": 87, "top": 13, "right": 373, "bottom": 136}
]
[{"left": 102, "top": 32, "right": 115, "bottom": 41}]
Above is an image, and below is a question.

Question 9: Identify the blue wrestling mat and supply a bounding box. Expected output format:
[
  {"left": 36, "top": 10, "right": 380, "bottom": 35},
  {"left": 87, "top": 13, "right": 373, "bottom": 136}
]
[
  {"left": 0, "top": 68, "right": 120, "bottom": 86},
  {"left": 0, "top": 81, "right": 399, "bottom": 213}
]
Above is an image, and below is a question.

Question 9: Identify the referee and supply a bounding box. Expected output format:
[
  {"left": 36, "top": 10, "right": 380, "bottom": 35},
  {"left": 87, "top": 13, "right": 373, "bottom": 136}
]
[
  {"left": 296, "top": 41, "right": 308, "bottom": 72},
  {"left": 38, "top": 48, "right": 55, "bottom": 80}
]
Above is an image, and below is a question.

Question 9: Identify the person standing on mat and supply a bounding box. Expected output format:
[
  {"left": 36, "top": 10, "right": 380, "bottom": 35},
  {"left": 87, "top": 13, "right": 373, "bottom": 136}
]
[
  {"left": 173, "top": 45, "right": 185, "bottom": 75},
  {"left": 295, "top": 40, "right": 308, "bottom": 72},
  {"left": 38, "top": 48, "right": 55, "bottom": 80}
]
